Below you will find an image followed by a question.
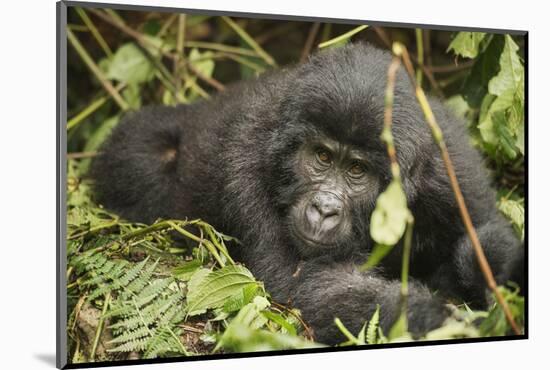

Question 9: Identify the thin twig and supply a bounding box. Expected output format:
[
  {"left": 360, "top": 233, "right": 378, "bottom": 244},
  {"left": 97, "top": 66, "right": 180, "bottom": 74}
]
[
  {"left": 400, "top": 218, "right": 414, "bottom": 333},
  {"left": 67, "top": 151, "right": 98, "bottom": 160},
  {"left": 88, "top": 9, "right": 226, "bottom": 92},
  {"left": 300, "top": 22, "right": 321, "bottom": 63},
  {"left": 187, "top": 64, "right": 225, "bottom": 92},
  {"left": 393, "top": 43, "right": 521, "bottom": 335},
  {"left": 183, "top": 41, "right": 260, "bottom": 57},
  {"left": 66, "top": 29, "right": 129, "bottom": 111},
  {"left": 158, "top": 13, "right": 177, "bottom": 37},
  {"left": 75, "top": 7, "right": 112, "bottom": 57},
  {"left": 415, "top": 29, "right": 424, "bottom": 86},
  {"left": 318, "top": 25, "right": 368, "bottom": 49},
  {"left": 272, "top": 301, "right": 315, "bottom": 341},
  {"left": 383, "top": 55, "right": 414, "bottom": 332},
  {"left": 221, "top": 16, "right": 277, "bottom": 67},
  {"left": 255, "top": 22, "right": 297, "bottom": 45},
  {"left": 373, "top": 27, "right": 392, "bottom": 48},
  {"left": 382, "top": 56, "right": 404, "bottom": 180},
  {"left": 90, "top": 293, "right": 111, "bottom": 361},
  {"left": 374, "top": 27, "right": 443, "bottom": 97},
  {"left": 428, "top": 60, "right": 475, "bottom": 73},
  {"left": 67, "top": 83, "right": 126, "bottom": 130},
  {"left": 174, "top": 14, "right": 186, "bottom": 99}
]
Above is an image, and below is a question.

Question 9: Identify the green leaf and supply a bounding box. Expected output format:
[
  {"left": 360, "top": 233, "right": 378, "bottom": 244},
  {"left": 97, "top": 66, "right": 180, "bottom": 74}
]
[
  {"left": 478, "top": 89, "right": 514, "bottom": 145},
  {"left": 107, "top": 43, "right": 155, "bottom": 84},
  {"left": 498, "top": 197, "right": 524, "bottom": 240},
  {"left": 492, "top": 110, "right": 517, "bottom": 160},
  {"left": 189, "top": 48, "right": 215, "bottom": 78},
  {"left": 223, "top": 283, "right": 261, "bottom": 313},
  {"left": 479, "top": 286, "right": 524, "bottom": 336},
  {"left": 172, "top": 260, "right": 203, "bottom": 281},
  {"left": 462, "top": 35, "right": 503, "bottom": 109},
  {"left": 366, "top": 305, "right": 381, "bottom": 344},
  {"left": 424, "top": 320, "right": 479, "bottom": 340},
  {"left": 261, "top": 311, "right": 297, "bottom": 336},
  {"left": 447, "top": 32, "right": 487, "bottom": 59},
  {"left": 370, "top": 179, "right": 411, "bottom": 246},
  {"left": 361, "top": 244, "right": 393, "bottom": 271},
  {"left": 488, "top": 35, "right": 523, "bottom": 96},
  {"left": 445, "top": 95, "right": 470, "bottom": 119},
  {"left": 516, "top": 124, "right": 524, "bottom": 155},
  {"left": 186, "top": 264, "right": 257, "bottom": 316},
  {"left": 121, "top": 83, "right": 142, "bottom": 110}
]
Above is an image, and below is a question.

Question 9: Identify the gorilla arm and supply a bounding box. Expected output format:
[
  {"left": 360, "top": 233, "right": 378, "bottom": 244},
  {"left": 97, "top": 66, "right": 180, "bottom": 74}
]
[{"left": 289, "top": 257, "right": 449, "bottom": 344}]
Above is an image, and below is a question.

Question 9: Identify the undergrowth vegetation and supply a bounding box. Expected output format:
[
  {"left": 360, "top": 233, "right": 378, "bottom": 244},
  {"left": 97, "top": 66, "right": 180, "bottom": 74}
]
[{"left": 65, "top": 7, "right": 525, "bottom": 364}]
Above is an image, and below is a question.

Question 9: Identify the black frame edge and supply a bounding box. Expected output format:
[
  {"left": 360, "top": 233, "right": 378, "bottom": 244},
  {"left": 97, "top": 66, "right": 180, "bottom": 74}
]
[{"left": 57, "top": 1, "right": 68, "bottom": 369}]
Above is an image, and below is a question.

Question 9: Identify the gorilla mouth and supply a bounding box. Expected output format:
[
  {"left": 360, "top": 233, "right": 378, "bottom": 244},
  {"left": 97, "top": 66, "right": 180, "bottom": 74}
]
[{"left": 290, "top": 226, "right": 337, "bottom": 249}]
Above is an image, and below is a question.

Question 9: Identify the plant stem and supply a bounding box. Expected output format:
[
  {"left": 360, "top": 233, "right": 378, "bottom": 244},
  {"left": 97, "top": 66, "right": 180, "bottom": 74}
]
[
  {"left": 318, "top": 25, "right": 368, "bottom": 49},
  {"left": 88, "top": 9, "right": 226, "bottom": 92},
  {"left": 415, "top": 29, "right": 424, "bottom": 86},
  {"left": 174, "top": 14, "right": 186, "bottom": 101},
  {"left": 400, "top": 217, "right": 414, "bottom": 332},
  {"left": 75, "top": 7, "right": 112, "bottom": 57},
  {"left": 394, "top": 43, "right": 521, "bottom": 335},
  {"left": 90, "top": 293, "right": 111, "bottom": 361},
  {"left": 66, "top": 29, "right": 129, "bottom": 111},
  {"left": 382, "top": 56, "right": 403, "bottom": 180},
  {"left": 221, "top": 16, "right": 277, "bottom": 67},
  {"left": 67, "top": 83, "right": 126, "bottom": 130},
  {"left": 300, "top": 22, "right": 321, "bottom": 63},
  {"left": 184, "top": 40, "right": 260, "bottom": 57},
  {"left": 334, "top": 318, "right": 361, "bottom": 344}
]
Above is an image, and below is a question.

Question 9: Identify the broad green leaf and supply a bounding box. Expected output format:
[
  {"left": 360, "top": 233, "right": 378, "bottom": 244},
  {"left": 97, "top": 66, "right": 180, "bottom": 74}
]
[
  {"left": 493, "top": 110, "right": 517, "bottom": 160},
  {"left": 447, "top": 32, "right": 487, "bottom": 58},
  {"left": 370, "top": 179, "right": 411, "bottom": 246},
  {"left": 445, "top": 95, "right": 470, "bottom": 119},
  {"left": 462, "top": 35, "right": 503, "bottom": 108},
  {"left": 189, "top": 48, "right": 215, "bottom": 78},
  {"left": 223, "top": 283, "right": 261, "bottom": 313},
  {"left": 478, "top": 89, "right": 514, "bottom": 145},
  {"left": 186, "top": 264, "right": 257, "bottom": 316},
  {"left": 142, "top": 34, "right": 175, "bottom": 56},
  {"left": 172, "top": 260, "right": 203, "bottom": 281},
  {"left": 516, "top": 124, "right": 524, "bottom": 155},
  {"left": 479, "top": 286, "right": 524, "bottom": 336},
  {"left": 216, "top": 323, "right": 319, "bottom": 352},
  {"left": 107, "top": 43, "right": 155, "bottom": 84},
  {"left": 498, "top": 197, "right": 524, "bottom": 240},
  {"left": 121, "top": 83, "right": 142, "bottom": 110},
  {"left": 488, "top": 35, "right": 523, "bottom": 96}
]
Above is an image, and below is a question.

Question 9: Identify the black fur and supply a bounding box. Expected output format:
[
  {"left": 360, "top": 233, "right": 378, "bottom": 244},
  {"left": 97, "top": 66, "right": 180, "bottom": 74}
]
[{"left": 92, "top": 43, "right": 523, "bottom": 344}]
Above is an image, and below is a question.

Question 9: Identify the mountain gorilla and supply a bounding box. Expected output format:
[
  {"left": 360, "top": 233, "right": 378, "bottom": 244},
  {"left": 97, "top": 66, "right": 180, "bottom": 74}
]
[{"left": 91, "top": 43, "right": 524, "bottom": 344}]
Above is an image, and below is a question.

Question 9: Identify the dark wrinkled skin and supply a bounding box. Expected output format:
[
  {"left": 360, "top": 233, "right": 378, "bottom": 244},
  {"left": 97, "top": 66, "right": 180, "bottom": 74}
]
[{"left": 91, "top": 43, "right": 524, "bottom": 344}]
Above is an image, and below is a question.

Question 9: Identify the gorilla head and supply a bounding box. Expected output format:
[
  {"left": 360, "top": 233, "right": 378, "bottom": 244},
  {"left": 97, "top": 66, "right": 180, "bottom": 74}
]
[{"left": 256, "top": 46, "right": 429, "bottom": 259}]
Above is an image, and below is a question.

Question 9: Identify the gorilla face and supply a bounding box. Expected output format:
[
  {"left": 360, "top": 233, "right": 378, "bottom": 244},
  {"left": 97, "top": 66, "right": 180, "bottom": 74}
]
[{"left": 286, "top": 135, "right": 382, "bottom": 258}]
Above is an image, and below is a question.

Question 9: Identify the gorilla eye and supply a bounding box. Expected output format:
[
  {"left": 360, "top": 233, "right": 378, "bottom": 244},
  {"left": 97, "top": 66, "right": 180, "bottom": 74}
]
[
  {"left": 349, "top": 162, "right": 366, "bottom": 177},
  {"left": 316, "top": 149, "right": 332, "bottom": 165}
]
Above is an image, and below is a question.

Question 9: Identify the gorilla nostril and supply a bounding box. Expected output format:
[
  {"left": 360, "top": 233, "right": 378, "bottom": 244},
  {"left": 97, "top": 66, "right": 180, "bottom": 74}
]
[{"left": 307, "top": 192, "right": 343, "bottom": 229}]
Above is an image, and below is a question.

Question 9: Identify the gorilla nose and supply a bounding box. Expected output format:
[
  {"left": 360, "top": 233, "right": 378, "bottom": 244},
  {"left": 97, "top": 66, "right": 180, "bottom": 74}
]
[{"left": 306, "top": 192, "right": 343, "bottom": 230}]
